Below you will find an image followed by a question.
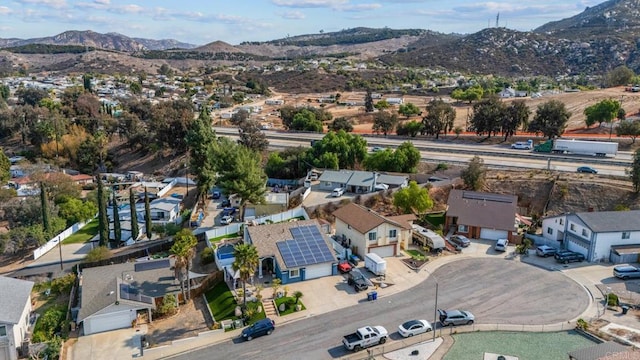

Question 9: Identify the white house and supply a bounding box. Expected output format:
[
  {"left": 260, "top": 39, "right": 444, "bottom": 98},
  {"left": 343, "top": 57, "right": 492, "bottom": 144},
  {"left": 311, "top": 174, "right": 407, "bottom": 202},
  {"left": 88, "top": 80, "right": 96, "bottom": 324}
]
[
  {"left": 0, "top": 276, "right": 34, "bottom": 360},
  {"left": 148, "top": 197, "right": 182, "bottom": 225},
  {"left": 333, "top": 203, "right": 416, "bottom": 258},
  {"left": 541, "top": 210, "right": 640, "bottom": 263},
  {"left": 385, "top": 97, "right": 404, "bottom": 105}
]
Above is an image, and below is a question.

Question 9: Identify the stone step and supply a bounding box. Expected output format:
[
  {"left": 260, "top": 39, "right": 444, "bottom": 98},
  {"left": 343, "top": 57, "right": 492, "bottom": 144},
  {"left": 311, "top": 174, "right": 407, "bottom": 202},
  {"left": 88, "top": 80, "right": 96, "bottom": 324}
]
[{"left": 262, "top": 298, "right": 277, "bottom": 316}]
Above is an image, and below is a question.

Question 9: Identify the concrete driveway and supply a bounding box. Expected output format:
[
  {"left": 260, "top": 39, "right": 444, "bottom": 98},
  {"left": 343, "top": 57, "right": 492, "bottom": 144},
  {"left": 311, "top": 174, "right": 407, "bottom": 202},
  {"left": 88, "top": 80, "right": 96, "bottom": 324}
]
[{"left": 69, "top": 325, "right": 147, "bottom": 360}]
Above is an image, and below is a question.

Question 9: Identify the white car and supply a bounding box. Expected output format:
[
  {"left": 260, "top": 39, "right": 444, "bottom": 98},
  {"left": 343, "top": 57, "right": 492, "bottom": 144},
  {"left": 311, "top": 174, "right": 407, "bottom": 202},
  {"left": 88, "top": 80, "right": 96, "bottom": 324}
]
[
  {"left": 331, "top": 188, "right": 345, "bottom": 197},
  {"left": 398, "top": 319, "right": 432, "bottom": 338},
  {"left": 220, "top": 215, "right": 234, "bottom": 225},
  {"left": 511, "top": 141, "right": 532, "bottom": 150},
  {"left": 495, "top": 238, "right": 509, "bottom": 252},
  {"left": 371, "top": 146, "right": 385, "bottom": 152}
]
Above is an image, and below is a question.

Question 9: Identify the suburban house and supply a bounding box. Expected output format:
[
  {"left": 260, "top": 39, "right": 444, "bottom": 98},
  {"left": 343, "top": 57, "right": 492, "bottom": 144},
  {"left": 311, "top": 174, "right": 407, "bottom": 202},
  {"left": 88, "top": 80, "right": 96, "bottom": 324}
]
[
  {"left": 444, "top": 190, "right": 518, "bottom": 241},
  {"left": 541, "top": 210, "right": 640, "bottom": 263},
  {"left": 244, "top": 220, "right": 337, "bottom": 284},
  {"left": 317, "top": 170, "right": 408, "bottom": 194},
  {"left": 244, "top": 192, "right": 289, "bottom": 219},
  {"left": 568, "top": 341, "right": 637, "bottom": 360},
  {"left": 78, "top": 258, "right": 184, "bottom": 335},
  {"left": 148, "top": 197, "right": 182, "bottom": 225},
  {"left": 333, "top": 203, "right": 416, "bottom": 258},
  {"left": 108, "top": 220, "right": 146, "bottom": 246},
  {"left": 0, "top": 276, "right": 34, "bottom": 360}
]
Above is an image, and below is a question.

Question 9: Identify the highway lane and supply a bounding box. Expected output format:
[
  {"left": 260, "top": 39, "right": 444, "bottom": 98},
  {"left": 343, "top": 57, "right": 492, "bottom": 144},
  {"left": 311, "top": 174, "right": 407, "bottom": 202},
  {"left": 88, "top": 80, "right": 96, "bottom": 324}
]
[{"left": 167, "top": 258, "right": 589, "bottom": 360}]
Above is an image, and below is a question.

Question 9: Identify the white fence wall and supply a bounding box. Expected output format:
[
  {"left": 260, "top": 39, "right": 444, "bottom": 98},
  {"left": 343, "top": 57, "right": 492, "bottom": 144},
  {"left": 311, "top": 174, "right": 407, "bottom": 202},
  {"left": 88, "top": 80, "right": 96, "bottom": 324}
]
[
  {"left": 157, "top": 179, "right": 178, "bottom": 198},
  {"left": 33, "top": 220, "right": 90, "bottom": 260},
  {"left": 204, "top": 223, "right": 244, "bottom": 248}
]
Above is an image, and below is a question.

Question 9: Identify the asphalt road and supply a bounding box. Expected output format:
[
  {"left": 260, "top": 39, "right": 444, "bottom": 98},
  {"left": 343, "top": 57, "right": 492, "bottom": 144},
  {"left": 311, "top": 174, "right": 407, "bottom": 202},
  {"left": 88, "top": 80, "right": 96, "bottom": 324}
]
[{"left": 167, "top": 258, "right": 589, "bottom": 360}]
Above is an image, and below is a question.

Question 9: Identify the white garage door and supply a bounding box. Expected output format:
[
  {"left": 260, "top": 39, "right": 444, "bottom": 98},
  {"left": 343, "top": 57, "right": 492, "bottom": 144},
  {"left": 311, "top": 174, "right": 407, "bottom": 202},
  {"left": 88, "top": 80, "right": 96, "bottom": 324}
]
[
  {"left": 566, "top": 238, "right": 588, "bottom": 257},
  {"left": 304, "top": 263, "right": 333, "bottom": 280},
  {"left": 84, "top": 310, "right": 135, "bottom": 335},
  {"left": 480, "top": 228, "right": 509, "bottom": 241},
  {"left": 0, "top": 342, "right": 10, "bottom": 360},
  {"left": 370, "top": 245, "right": 395, "bottom": 258}
]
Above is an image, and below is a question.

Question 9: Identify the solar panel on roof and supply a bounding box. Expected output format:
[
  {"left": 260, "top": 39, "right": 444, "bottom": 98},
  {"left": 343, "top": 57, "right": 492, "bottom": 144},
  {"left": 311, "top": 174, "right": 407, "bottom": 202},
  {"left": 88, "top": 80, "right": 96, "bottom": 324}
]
[
  {"left": 278, "top": 225, "right": 335, "bottom": 269},
  {"left": 134, "top": 258, "right": 170, "bottom": 272}
]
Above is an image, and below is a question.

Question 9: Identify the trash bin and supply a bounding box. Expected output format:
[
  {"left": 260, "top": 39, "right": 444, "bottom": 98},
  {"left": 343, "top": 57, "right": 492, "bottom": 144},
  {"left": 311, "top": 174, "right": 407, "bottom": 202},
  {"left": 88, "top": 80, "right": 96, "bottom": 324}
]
[
  {"left": 367, "top": 292, "right": 374, "bottom": 301},
  {"left": 622, "top": 305, "right": 630, "bottom": 315},
  {"left": 371, "top": 291, "right": 378, "bottom": 300}
]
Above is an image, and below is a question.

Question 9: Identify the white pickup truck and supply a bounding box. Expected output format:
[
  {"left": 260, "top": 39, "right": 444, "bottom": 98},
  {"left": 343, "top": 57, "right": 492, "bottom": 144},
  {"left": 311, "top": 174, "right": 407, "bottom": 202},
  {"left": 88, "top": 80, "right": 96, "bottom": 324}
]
[{"left": 342, "top": 326, "right": 388, "bottom": 352}]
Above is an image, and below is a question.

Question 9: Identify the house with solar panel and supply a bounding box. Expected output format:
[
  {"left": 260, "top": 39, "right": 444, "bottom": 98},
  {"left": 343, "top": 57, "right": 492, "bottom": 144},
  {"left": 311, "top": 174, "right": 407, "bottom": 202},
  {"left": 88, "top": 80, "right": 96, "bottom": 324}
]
[
  {"left": 245, "top": 220, "right": 338, "bottom": 284},
  {"left": 76, "top": 258, "right": 205, "bottom": 335}
]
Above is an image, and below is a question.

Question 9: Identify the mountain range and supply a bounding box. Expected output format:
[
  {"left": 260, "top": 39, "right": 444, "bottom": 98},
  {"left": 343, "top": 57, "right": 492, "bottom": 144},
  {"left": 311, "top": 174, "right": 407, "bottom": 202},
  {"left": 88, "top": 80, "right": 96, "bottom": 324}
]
[{"left": 2, "top": 0, "right": 640, "bottom": 77}]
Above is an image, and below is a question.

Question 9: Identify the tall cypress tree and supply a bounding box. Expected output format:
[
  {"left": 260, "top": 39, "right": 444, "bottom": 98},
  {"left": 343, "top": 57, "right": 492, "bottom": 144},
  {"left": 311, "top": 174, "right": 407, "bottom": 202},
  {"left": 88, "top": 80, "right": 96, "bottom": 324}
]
[
  {"left": 144, "top": 187, "right": 152, "bottom": 240},
  {"left": 129, "top": 188, "right": 139, "bottom": 241},
  {"left": 39, "top": 182, "right": 50, "bottom": 234},
  {"left": 97, "top": 176, "right": 109, "bottom": 247},
  {"left": 113, "top": 192, "right": 121, "bottom": 244}
]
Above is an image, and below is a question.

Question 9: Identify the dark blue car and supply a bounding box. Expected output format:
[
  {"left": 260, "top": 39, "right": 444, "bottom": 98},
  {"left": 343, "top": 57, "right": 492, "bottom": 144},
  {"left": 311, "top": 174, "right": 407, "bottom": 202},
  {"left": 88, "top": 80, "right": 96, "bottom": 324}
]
[{"left": 241, "top": 318, "right": 275, "bottom": 341}]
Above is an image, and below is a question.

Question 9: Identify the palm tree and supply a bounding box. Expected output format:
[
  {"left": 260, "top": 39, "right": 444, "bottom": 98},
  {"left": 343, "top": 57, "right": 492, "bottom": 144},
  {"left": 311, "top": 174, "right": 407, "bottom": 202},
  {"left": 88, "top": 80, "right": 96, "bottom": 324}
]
[
  {"left": 232, "top": 243, "right": 260, "bottom": 307},
  {"left": 170, "top": 229, "right": 197, "bottom": 301},
  {"left": 293, "top": 290, "right": 303, "bottom": 304}
]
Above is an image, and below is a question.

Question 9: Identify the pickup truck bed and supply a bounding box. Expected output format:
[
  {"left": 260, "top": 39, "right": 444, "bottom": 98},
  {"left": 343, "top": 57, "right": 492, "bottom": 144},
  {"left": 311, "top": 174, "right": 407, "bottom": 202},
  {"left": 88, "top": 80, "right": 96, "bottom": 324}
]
[{"left": 343, "top": 333, "right": 360, "bottom": 343}]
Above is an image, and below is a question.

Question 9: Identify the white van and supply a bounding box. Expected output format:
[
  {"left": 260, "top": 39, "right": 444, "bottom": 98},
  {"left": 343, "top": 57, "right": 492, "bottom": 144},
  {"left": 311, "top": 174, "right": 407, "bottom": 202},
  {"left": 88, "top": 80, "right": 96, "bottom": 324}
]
[
  {"left": 495, "top": 238, "right": 508, "bottom": 252},
  {"left": 331, "top": 188, "right": 345, "bottom": 197}
]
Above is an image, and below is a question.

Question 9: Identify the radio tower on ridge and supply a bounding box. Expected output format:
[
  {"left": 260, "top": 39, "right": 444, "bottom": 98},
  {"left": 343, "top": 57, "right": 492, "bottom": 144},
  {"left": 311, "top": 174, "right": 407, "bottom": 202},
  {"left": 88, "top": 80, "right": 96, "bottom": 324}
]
[{"left": 496, "top": 13, "right": 500, "bottom": 28}]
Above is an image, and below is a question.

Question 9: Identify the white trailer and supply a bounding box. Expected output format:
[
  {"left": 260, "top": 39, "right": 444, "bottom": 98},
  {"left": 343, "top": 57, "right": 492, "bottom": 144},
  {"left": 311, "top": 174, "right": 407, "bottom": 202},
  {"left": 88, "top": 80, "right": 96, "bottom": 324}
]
[
  {"left": 553, "top": 139, "right": 618, "bottom": 157},
  {"left": 364, "top": 253, "right": 386, "bottom": 276}
]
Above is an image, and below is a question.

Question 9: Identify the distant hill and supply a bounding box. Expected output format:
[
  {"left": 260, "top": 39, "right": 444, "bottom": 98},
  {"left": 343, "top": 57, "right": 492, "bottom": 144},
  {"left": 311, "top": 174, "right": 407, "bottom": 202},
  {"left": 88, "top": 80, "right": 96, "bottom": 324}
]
[
  {"left": 246, "top": 27, "right": 428, "bottom": 46},
  {"left": 191, "top": 41, "right": 242, "bottom": 53}
]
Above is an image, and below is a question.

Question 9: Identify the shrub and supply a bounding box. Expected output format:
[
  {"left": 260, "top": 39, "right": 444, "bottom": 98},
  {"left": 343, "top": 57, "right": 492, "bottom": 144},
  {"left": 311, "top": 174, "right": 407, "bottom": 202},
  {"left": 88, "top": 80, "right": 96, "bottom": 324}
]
[
  {"left": 607, "top": 293, "right": 619, "bottom": 307},
  {"left": 84, "top": 246, "right": 111, "bottom": 263},
  {"left": 50, "top": 273, "right": 76, "bottom": 295},
  {"left": 165, "top": 223, "right": 181, "bottom": 236},
  {"left": 435, "top": 163, "right": 448, "bottom": 171},
  {"left": 156, "top": 294, "right": 177, "bottom": 317},
  {"left": 576, "top": 318, "right": 588, "bottom": 330},
  {"left": 32, "top": 306, "right": 65, "bottom": 343},
  {"left": 201, "top": 247, "right": 215, "bottom": 265}
]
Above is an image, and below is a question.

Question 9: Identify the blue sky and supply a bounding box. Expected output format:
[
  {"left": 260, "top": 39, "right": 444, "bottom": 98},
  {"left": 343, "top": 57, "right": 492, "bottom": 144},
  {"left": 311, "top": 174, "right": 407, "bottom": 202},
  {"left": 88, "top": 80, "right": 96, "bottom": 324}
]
[{"left": 0, "top": 0, "right": 602, "bottom": 45}]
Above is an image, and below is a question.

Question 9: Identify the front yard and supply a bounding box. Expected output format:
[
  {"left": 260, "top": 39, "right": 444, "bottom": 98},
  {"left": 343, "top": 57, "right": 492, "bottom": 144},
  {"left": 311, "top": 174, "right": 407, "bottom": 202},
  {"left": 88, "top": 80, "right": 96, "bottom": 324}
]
[
  {"left": 62, "top": 219, "right": 98, "bottom": 244},
  {"left": 204, "top": 282, "right": 265, "bottom": 327},
  {"left": 274, "top": 296, "right": 306, "bottom": 316}
]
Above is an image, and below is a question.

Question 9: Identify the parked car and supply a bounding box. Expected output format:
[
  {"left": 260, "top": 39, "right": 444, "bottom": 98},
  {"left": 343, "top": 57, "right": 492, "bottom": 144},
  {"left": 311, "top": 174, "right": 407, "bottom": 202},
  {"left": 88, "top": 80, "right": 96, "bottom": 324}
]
[
  {"left": 371, "top": 146, "right": 385, "bottom": 153},
  {"left": 241, "top": 318, "right": 275, "bottom": 341},
  {"left": 437, "top": 309, "right": 475, "bottom": 326},
  {"left": 347, "top": 268, "right": 370, "bottom": 292},
  {"left": 554, "top": 251, "right": 585, "bottom": 264},
  {"left": 535, "top": 245, "right": 557, "bottom": 257},
  {"left": 511, "top": 141, "right": 533, "bottom": 150},
  {"left": 343, "top": 326, "right": 388, "bottom": 352},
  {"left": 450, "top": 235, "right": 471, "bottom": 248},
  {"left": 331, "top": 188, "right": 345, "bottom": 197},
  {"left": 398, "top": 320, "right": 432, "bottom": 338},
  {"left": 220, "top": 207, "right": 236, "bottom": 225},
  {"left": 614, "top": 265, "right": 640, "bottom": 280},
  {"left": 494, "top": 238, "right": 508, "bottom": 252},
  {"left": 221, "top": 199, "right": 231, "bottom": 207},
  {"left": 338, "top": 261, "right": 353, "bottom": 273},
  {"left": 577, "top": 166, "right": 598, "bottom": 174},
  {"left": 211, "top": 190, "right": 221, "bottom": 199}
]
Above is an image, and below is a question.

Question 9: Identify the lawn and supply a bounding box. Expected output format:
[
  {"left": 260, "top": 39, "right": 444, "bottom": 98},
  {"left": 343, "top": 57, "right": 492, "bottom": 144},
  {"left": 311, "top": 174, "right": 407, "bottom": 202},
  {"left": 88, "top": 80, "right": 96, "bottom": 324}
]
[
  {"left": 205, "top": 282, "right": 265, "bottom": 325},
  {"left": 406, "top": 249, "right": 426, "bottom": 261},
  {"left": 443, "top": 331, "right": 596, "bottom": 360},
  {"left": 62, "top": 219, "right": 98, "bottom": 244},
  {"left": 423, "top": 212, "right": 445, "bottom": 228},
  {"left": 210, "top": 233, "right": 240, "bottom": 243},
  {"left": 274, "top": 296, "right": 306, "bottom": 316}
]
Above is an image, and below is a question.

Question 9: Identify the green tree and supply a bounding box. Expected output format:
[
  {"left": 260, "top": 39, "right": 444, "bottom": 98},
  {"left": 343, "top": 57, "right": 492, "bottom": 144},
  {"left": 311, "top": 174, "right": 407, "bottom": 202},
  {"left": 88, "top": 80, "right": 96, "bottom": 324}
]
[
  {"left": 461, "top": 156, "right": 486, "bottom": 191},
  {"left": 40, "top": 182, "right": 50, "bottom": 233},
  {"left": 528, "top": 100, "right": 571, "bottom": 139},
  {"left": 328, "top": 117, "right": 353, "bottom": 132},
  {"left": 129, "top": 82, "right": 142, "bottom": 95},
  {"left": 363, "top": 142, "right": 421, "bottom": 173},
  {"left": 186, "top": 107, "right": 218, "bottom": 204},
  {"left": 16, "top": 87, "right": 49, "bottom": 106},
  {"left": 144, "top": 188, "right": 152, "bottom": 240},
  {"left": 372, "top": 111, "right": 398, "bottom": 136},
  {"left": 0, "top": 148, "right": 9, "bottom": 183},
  {"left": 83, "top": 73, "right": 93, "bottom": 93},
  {"left": 170, "top": 228, "right": 198, "bottom": 300},
  {"left": 84, "top": 246, "right": 110, "bottom": 263},
  {"left": 584, "top": 99, "right": 620, "bottom": 128},
  {"left": 450, "top": 88, "right": 464, "bottom": 103},
  {"left": 232, "top": 243, "right": 260, "bottom": 307},
  {"left": 396, "top": 120, "right": 423, "bottom": 137},
  {"left": 57, "top": 197, "right": 97, "bottom": 226},
  {"left": 129, "top": 188, "right": 139, "bottom": 241},
  {"left": 309, "top": 130, "right": 368, "bottom": 169},
  {"left": 291, "top": 109, "right": 323, "bottom": 132},
  {"left": 606, "top": 66, "right": 635, "bottom": 87},
  {"left": 374, "top": 99, "right": 390, "bottom": 110},
  {"left": 218, "top": 147, "right": 267, "bottom": 219},
  {"left": 630, "top": 149, "right": 640, "bottom": 193},
  {"left": 462, "top": 86, "right": 483, "bottom": 103},
  {"left": 422, "top": 98, "right": 455, "bottom": 139},
  {"left": 112, "top": 192, "right": 121, "bottom": 244},
  {"left": 502, "top": 100, "right": 531, "bottom": 140},
  {"left": 238, "top": 120, "right": 269, "bottom": 152},
  {"left": 393, "top": 181, "right": 433, "bottom": 214},
  {"left": 97, "top": 177, "right": 109, "bottom": 247},
  {"left": 364, "top": 90, "right": 374, "bottom": 112},
  {"left": 617, "top": 120, "right": 640, "bottom": 144},
  {"left": 469, "top": 96, "right": 505, "bottom": 138},
  {"left": 264, "top": 147, "right": 309, "bottom": 179},
  {"left": 398, "top": 102, "right": 420, "bottom": 118}
]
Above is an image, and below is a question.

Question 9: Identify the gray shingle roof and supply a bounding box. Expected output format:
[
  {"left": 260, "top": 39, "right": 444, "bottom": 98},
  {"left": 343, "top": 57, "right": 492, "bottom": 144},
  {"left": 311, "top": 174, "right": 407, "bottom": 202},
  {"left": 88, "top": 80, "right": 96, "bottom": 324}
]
[
  {"left": 446, "top": 190, "right": 517, "bottom": 231},
  {"left": 568, "top": 341, "right": 630, "bottom": 360},
  {"left": 78, "top": 259, "right": 180, "bottom": 322},
  {"left": 0, "top": 276, "right": 34, "bottom": 324},
  {"left": 318, "top": 170, "right": 352, "bottom": 183},
  {"left": 376, "top": 174, "right": 408, "bottom": 186},
  {"left": 576, "top": 210, "right": 640, "bottom": 233}
]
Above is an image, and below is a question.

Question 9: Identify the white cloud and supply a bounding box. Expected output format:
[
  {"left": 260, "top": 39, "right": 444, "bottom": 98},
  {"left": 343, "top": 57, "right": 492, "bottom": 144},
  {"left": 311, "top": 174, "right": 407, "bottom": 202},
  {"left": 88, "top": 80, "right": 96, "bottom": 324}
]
[
  {"left": 281, "top": 10, "right": 305, "bottom": 19},
  {"left": 336, "top": 3, "right": 382, "bottom": 12},
  {"left": 271, "top": 0, "right": 348, "bottom": 8},
  {"left": 107, "top": 4, "right": 144, "bottom": 14},
  {"left": 14, "top": 0, "right": 67, "bottom": 9},
  {"left": 0, "top": 6, "right": 13, "bottom": 15},
  {"left": 94, "top": 0, "right": 110, "bottom": 4}
]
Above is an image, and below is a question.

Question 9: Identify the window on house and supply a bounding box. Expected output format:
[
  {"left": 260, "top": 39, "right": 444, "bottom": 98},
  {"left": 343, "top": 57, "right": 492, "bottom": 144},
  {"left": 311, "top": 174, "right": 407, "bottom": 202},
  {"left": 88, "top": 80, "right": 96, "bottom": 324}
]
[
  {"left": 289, "top": 269, "right": 300, "bottom": 278},
  {"left": 622, "top": 232, "right": 631, "bottom": 240},
  {"left": 348, "top": 225, "right": 351, "bottom": 230},
  {"left": 0, "top": 325, "right": 6, "bottom": 337},
  {"left": 547, "top": 227, "right": 553, "bottom": 235},
  {"left": 582, "top": 229, "right": 588, "bottom": 237},
  {"left": 389, "top": 229, "right": 397, "bottom": 238},
  {"left": 368, "top": 232, "right": 377, "bottom": 241},
  {"left": 570, "top": 224, "right": 576, "bottom": 231},
  {"left": 559, "top": 218, "right": 564, "bottom": 225},
  {"left": 458, "top": 225, "right": 468, "bottom": 232}
]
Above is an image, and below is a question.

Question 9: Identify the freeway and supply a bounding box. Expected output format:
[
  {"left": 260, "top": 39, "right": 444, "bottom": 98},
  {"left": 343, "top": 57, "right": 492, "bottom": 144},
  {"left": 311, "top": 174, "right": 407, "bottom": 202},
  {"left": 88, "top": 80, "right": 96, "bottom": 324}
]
[
  {"left": 167, "top": 258, "right": 588, "bottom": 360},
  {"left": 214, "top": 127, "right": 629, "bottom": 176}
]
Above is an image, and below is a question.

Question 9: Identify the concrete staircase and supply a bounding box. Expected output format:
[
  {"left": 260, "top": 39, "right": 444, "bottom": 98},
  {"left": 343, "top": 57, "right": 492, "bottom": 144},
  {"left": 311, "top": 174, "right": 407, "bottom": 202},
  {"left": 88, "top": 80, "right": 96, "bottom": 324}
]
[{"left": 262, "top": 297, "right": 278, "bottom": 317}]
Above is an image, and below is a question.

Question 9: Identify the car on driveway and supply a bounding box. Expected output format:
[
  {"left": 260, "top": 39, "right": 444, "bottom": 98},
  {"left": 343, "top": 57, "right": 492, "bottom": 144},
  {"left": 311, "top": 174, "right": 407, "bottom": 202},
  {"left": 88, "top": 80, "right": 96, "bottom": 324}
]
[
  {"left": 241, "top": 318, "right": 275, "bottom": 341},
  {"left": 494, "top": 238, "right": 508, "bottom": 252},
  {"left": 536, "top": 245, "right": 557, "bottom": 257},
  {"left": 577, "top": 166, "right": 598, "bottom": 174},
  {"left": 331, "top": 188, "right": 345, "bottom": 197},
  {"left": 614, "top": 265, "right": 640, "bottom": 280},
  {"left": 437, "top": 309, "right": 475, "bottom": 326},
  {"left": 398, "top": 319, "right": 432, "bottom": 338},
  {"left": 450, "top": 235, "right": 471, "bottom": 248},
  {"left": 554, "top": 251, "right": 585, "bottom": 264}
]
